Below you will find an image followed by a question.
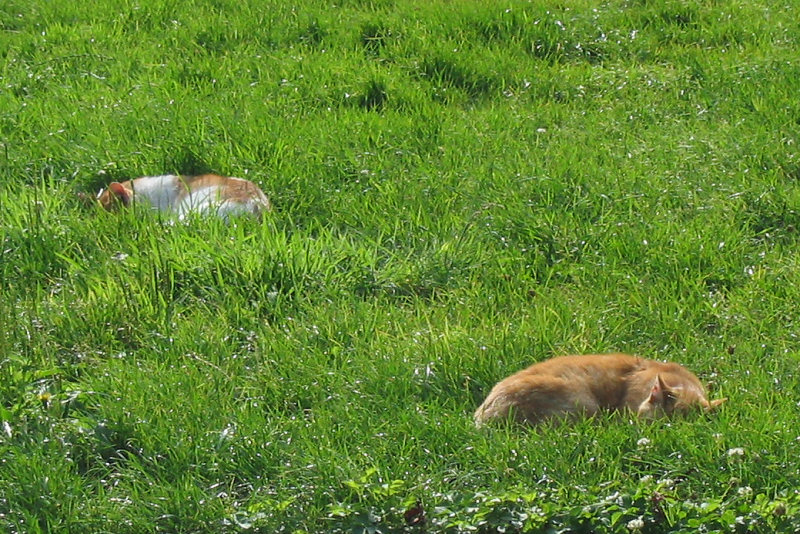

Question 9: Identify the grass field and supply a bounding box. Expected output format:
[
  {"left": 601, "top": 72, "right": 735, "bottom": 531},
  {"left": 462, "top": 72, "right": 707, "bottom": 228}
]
[{"left": 2, "top": 0, "right": 800, "bottom": 532}]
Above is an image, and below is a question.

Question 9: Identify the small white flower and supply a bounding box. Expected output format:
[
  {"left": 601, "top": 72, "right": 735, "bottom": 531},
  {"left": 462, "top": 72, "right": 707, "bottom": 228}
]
[
  {"left": 626, "top": 517, "right": 645, "bottom": 530},
  {"left": 727, "top": 447, "right": 745, "bottom": 457},
  {"left": 640, "top": 475, "right": 652, "bottom": 484},
  {"left": 738, "top": 486, "right": 753, "bottom": 497},
  {"left": 636, "top": 437, "right": 651, "bottom": 448},
  {"left": 657, "top": 478, "right": 674, "bottom": 488}
]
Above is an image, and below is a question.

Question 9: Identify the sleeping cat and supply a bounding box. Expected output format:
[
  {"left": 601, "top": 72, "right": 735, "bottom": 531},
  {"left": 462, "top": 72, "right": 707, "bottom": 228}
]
[
  {"left": 474, "top": 353, "right": 726, "bottom": 426},
  {"left": 96, "top": 174, "right": 271, "bottom": 220}
]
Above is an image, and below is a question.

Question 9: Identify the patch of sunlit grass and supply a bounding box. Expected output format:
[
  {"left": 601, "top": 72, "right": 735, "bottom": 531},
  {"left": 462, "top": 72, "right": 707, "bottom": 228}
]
[{"left": 2, "top": 0, "right": 800, "bottom": 531}]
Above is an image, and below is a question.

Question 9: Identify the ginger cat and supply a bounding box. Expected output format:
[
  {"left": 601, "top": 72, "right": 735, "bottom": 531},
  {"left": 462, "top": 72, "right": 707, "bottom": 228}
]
[
  {"left": 474, "top": 353, "right": 726, "bottom": 426},
  {"left": 96, "top": 174, "right": 271, "bottom": 220}
]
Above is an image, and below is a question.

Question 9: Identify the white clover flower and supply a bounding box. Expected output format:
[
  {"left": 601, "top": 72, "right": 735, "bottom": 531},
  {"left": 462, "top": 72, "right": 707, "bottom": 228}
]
[
  {"left": 656, "top": 478, "right": 674, "bottom": 488},
  {"left": 636, "top": 437, "right": 651, "bottom": 448},
  {"left": 640, "top": 475, "right": 652, "bottom": 484},
  {"left": 626, "top": 517, "right": 645, "bottom": 531},
  {"left": 737, "top": 486, "right": 753, "bottom": 497},
  {"left": 727, "top": 447, "right": 745, "bottom": 457}
]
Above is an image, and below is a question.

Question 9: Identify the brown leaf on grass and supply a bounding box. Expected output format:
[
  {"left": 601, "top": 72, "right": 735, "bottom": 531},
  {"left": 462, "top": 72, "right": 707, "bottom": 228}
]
[{"left": 403, "top": 500, "right": 426, "bottom": 527}]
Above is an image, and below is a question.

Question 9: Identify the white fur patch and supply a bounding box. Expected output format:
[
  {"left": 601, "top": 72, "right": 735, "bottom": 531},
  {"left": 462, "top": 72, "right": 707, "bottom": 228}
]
[
  {"left": 129, "top": 175, "right": 182, "bottom": 211},
  {"left": 177, "top": 185, "right": 224, "bottom": 218}
]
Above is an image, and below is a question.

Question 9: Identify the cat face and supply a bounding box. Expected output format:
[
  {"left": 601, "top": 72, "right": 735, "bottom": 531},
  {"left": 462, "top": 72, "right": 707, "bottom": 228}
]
[
  {"left": 96, "top": 182, "right": 133, "bottom": 211},
  {"left": 636, "top": 374, "right": 726, "bottom": 418}
]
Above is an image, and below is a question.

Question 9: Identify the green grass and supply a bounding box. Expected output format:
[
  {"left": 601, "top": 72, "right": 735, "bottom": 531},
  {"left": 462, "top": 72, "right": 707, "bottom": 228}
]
[{"left": 2, "top": 0, "right": 800, "bottom": 532}]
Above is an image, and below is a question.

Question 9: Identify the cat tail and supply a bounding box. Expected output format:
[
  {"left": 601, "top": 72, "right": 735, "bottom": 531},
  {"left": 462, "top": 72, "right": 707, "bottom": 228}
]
[
  {"left": 474, "top": 403, "right": 488, "bottom": 427},
  {"left": 474, "top": 391, "right": 510, "bottom": 427}
]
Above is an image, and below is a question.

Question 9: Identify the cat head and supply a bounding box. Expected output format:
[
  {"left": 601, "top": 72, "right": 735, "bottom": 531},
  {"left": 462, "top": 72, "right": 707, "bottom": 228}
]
[
  {"left": 637, "top": 374, "right": 726, "bottom": 418},
  {"left": 96, "top": 182, "right": 133, "bottom": 211}
]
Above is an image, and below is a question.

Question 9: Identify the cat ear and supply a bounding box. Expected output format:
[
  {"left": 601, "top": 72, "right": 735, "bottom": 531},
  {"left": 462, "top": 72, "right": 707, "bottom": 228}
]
[
  {"left": 706, "top": 398, "right": 727, "bottom": 411},
  {"left": 648, "top": 375, "right": 667, "bottom": 404},
  {"left": 108, "top": 182, "right": 132, "bottom": 206}
]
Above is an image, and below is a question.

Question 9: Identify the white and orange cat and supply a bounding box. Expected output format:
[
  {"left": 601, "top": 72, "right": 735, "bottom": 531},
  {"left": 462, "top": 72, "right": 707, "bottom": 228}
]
[
  {"left": 96, "top": 174, "right": 271, "bottom": 220},
  {"left": 474, "top": 353, "right": 725, "bottom": 426}
]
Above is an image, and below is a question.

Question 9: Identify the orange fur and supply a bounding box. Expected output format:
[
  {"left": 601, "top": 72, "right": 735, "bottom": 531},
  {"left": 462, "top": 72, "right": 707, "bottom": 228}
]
[{"left": 474, "top": 353, "right": 725, "bottom": 426}]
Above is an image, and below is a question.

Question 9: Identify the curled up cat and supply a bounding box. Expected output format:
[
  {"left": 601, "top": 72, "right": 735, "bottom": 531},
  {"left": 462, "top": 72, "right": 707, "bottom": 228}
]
[
  {"left": 96, "top": 174, "right": 271, "bottom": 220},
  {"left": 474, "top": 353, "right": 726, "bottom": 426}
]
